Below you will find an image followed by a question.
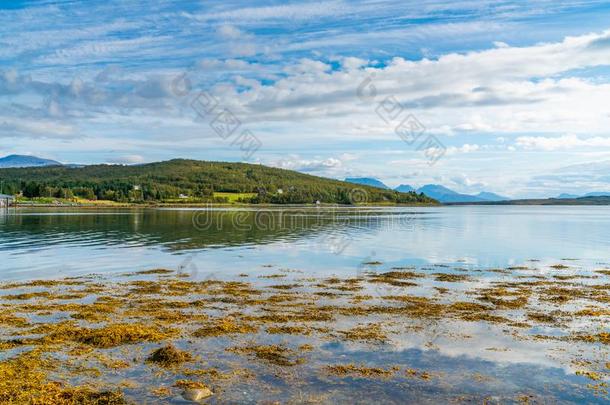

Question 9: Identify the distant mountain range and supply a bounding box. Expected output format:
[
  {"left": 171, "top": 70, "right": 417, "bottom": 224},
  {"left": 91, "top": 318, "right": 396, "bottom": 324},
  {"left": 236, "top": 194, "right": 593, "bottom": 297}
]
[
  {"left": 394, "top": 184, "right": 415, "bottom": 193},
  {"left": 474, "top": 191, "right": 509, "bottom": 202},
  {"left": 345, "top": 178, "right": 509, "bottom": 203},
  {"left": 558, "top": 192, "right": 610, "bottom": 199},
  {"left": 417, "top": 185, "right": 510, "bottom": 203},
  {"left": 344, "top": 177, "right": 390, "bottom": 189},
  {"left": 0, "top": 155, "right": 62, "bottom": 168},
  {"left": 472, "top": 196, "right": 610, "bottom": 206}
]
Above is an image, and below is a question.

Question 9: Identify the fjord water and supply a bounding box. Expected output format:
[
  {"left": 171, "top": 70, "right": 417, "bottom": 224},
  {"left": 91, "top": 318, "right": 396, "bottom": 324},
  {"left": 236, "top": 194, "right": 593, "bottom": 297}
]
[
  {"left": 0, "top": 206, "right": 608, "bottom": 280},
  {"left": 1, "top": 206, "right": 609, "bottom": 403}
]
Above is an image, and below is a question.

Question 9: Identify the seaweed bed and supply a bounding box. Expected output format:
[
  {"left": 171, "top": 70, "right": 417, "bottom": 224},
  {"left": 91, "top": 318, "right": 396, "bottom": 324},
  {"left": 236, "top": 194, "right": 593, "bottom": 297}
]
[{"left": 0, "top": 261, "right": 609, "bottom": 404}]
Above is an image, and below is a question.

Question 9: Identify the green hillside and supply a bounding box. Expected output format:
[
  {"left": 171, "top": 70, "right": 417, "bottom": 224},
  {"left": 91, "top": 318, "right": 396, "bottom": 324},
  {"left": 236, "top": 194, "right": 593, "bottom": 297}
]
[{"left": 0, "top": 159, "right": 436, "bottom": 205}]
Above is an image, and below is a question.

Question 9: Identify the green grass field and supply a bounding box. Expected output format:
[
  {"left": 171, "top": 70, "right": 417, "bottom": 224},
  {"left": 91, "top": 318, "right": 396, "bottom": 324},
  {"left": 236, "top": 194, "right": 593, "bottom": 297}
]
[{"left": 213, "top": 192, "right": 257, "bottom": 202}]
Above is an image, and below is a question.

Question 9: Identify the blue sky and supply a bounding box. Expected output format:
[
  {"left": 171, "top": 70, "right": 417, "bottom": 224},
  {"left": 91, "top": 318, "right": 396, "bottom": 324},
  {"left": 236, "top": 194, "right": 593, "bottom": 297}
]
[{"left": 2, "top": 0, "right": 610, "bottom": 197}]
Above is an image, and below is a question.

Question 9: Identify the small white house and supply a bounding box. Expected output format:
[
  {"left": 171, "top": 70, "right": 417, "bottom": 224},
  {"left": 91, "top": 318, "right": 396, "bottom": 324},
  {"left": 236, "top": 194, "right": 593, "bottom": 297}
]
[{"left": 0, "top": 194, "right": 15, "bottom": 208}]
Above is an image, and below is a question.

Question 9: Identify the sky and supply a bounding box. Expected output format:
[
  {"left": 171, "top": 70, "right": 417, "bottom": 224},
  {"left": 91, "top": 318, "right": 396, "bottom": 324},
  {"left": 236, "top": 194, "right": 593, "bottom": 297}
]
[{"left": 2, "top": 0, "right": 610, "bottom": 198}]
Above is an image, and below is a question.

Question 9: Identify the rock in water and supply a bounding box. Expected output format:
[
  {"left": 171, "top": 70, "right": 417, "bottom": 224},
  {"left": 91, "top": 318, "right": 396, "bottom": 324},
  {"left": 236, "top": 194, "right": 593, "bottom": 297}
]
[{"left": 182, "top": 387, "right": 213, "bottom": 402}]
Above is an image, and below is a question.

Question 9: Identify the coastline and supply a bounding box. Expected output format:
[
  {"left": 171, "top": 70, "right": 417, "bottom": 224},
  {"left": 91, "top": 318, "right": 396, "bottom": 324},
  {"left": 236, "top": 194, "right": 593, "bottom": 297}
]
[
  {"left": 12, "top": 201, "right": 441, "bottom": 209},
  {"left": 13, "top": 200, "right": 610, "bottom": 208}
]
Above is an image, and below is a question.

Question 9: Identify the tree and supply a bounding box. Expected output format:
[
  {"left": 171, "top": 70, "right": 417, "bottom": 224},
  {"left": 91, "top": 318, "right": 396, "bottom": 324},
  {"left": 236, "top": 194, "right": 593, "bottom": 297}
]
[{"left": 23, "top": 182, "right": 42, "bottom": 198}]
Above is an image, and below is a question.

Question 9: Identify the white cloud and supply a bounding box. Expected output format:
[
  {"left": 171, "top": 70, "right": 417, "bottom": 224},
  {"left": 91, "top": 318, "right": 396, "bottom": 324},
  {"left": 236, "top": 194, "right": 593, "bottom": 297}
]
[
  {"left": 105, "top": 154, "right": 145, "bottom": 165},
  {"left": 191, "top": 1, "right": 349, "bottom": 22},
  {"left": 555, "top": 160, "right": 610, "bottom": 175},
  {"left": 214, "top": 24, "right": 259, "bottom": 57},
  {"left": 198, "top": 58, "right": 262, "bottom": 72},
  {"left": 450, "top": 173, "right": 487, "bottom": 189},
  {"left": 7, "top": 29, "right": 610, "bottom": 144},
  {"left": 516, "top": 134, "right": 610, "bottom": 151},
  {"left": 270, "top": 155, "right": 343, "bottom": 173},
  {"left": 216, "top": 25, "right": 244, "bottom": 40},
  {"left": 493, "top": 41, "right": 510, "bottom": 48},
  {"left": 0, "top": 117, "right": 77, "bottom": 139},
  {"left": 283, "top": 58, "right": 331, "bottom": 75},
  {"left": 229, "top": 42, "right": 257, "bottom": 57},
  {"left": 445, "top": 144, "right": 480, "bottom": 155},
  {"left": 340, "top": 57, "right": 368, "bottom": 71},
  {"left": 526, "top": 159, "right": 610, "bottom": 195},
  {"left": 37, "top": 36, "right": 168, "bottom": 65},
  {"left": 194, "top": 29, "right": 610, "bottom": 138}
]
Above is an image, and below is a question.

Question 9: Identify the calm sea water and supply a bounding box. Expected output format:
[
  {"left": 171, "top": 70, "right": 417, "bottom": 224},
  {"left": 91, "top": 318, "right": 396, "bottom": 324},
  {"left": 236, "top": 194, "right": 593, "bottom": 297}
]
[
  {"left": 0, "top": 205, "right": 609, "bottom": 281},
  {"left": 1, "top": 206, "right": 609, "bottom": 403}
]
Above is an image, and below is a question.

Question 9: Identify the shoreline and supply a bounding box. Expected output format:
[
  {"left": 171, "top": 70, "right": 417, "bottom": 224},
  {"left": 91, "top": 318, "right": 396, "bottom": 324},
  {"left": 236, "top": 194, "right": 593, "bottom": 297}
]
[
  {"left": 12, "top": 201, "right": 610, "bottom": 208},
  {"left": 12, "top": 201, "right": 441, "bottom": 209}
]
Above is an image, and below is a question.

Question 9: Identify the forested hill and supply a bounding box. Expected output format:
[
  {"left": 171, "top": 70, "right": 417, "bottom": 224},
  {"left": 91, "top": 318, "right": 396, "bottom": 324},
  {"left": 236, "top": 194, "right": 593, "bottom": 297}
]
[{"left": 0, "top": 159, "right": 436, "bottom": 205}]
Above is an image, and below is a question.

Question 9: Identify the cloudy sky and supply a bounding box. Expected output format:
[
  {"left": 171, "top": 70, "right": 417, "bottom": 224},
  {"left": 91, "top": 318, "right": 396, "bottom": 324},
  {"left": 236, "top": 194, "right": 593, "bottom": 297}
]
[{"left": 2, "top": 0, "right": 610, "bottom": 198}]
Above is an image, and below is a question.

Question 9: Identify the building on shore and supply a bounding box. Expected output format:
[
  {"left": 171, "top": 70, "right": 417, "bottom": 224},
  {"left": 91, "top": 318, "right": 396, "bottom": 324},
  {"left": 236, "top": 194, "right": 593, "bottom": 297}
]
[{"left": 0, "top": 194, "right": 15, "bottom": 208}]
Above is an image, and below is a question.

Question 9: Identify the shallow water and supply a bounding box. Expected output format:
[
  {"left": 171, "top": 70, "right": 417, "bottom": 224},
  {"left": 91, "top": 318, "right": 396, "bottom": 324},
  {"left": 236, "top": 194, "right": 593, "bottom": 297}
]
[{"left": 0, "top": 206, "right": 609, "bottom": 403}]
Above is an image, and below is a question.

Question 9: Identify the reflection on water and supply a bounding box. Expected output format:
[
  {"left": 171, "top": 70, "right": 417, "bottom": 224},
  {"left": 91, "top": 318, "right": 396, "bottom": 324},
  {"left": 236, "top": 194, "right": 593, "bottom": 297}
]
[
  {"left": 0, "top": 206, "right": 609, "bottom": 403},
  {"left": 1, "top": 206, "right": 610, "bottom": 280},
  {"left": 0, "top": 207, "right": 418, "bottom": 250}
]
